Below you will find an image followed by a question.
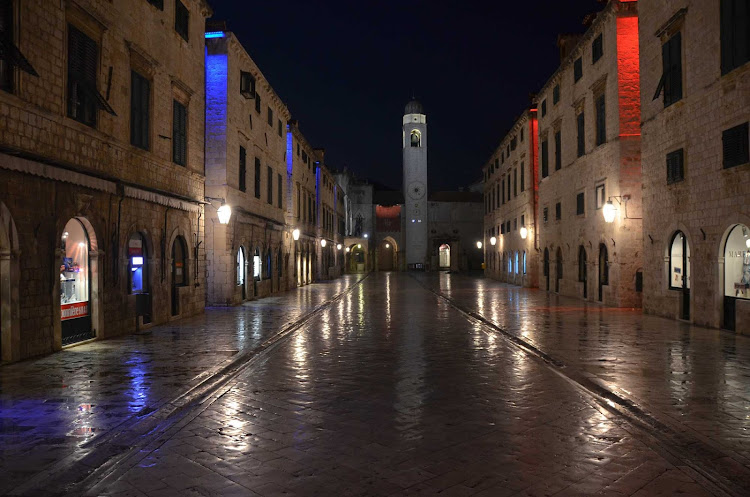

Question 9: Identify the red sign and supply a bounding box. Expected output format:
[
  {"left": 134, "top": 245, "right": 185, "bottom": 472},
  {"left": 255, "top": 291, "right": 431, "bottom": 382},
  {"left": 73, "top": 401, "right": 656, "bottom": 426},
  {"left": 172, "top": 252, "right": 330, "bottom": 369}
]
[{"left": 61, "top": 301, "right": 88, "bottom": 320}]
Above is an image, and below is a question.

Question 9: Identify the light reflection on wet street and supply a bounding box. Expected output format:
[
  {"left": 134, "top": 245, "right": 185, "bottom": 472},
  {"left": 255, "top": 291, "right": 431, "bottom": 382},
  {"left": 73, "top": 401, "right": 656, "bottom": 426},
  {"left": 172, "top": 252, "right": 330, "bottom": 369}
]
[{"left": 86, "top": 273, "right": 740, "bottom": 496}]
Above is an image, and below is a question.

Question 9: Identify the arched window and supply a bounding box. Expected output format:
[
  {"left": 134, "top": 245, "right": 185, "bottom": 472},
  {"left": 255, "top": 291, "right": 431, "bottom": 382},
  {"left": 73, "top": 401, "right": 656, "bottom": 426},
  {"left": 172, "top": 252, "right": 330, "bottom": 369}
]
[
  {"left": 514, "top": 251, "right": 519, "bottom": 274},
  {"left": 522, "top": 251, "right": 527, "bottom": 274},
  {"left": 543, "top": 248, "right": 549, "bottom": 276},
  {"left": 669, "top": 231, "right": 690, "bottom": 290},
  {"left": 265, "top": 249, "right": 272, "bottom": 279},
  {"left": 253, "top": 247, "right": 261, "bottom": 280},
  {"left": 508, "top": 253, "right": 512, "bottom": 273},
  {"left": 237, "top": 247, "right": 246, "bottom": 286},
  {"left": 278, "top": 251, "right": 283, "bottom": 277},
  {"left": 578, "top": 246, "right": 587, "bottom": 283},
  {"left": 172, "top": 236, "right": 188, "bottom": 287},
  {"left": 410, "top": 129, "right": 421, "bottom": 147},
  {"left": 723, "top": 224, "right": 749, "bottom": 299}
]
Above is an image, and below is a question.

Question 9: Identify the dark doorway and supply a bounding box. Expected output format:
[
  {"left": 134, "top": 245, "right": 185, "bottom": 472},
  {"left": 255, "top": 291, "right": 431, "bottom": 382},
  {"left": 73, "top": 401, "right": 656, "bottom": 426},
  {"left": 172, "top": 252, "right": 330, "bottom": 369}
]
[
  {"left": 555, "top": 247, "right": 563, "bottom": 293},
  {"left": 579, "top": 246, "right": 587, "bottom": 299},
  {"left": 599, "top": 243, "right": 608, "bottom": 302},
  {"left": 543, "top": 248, "right": 550, "bottom": 291},
  {"left": 171, "top": 236, "right": 187, "bottom": 316}
]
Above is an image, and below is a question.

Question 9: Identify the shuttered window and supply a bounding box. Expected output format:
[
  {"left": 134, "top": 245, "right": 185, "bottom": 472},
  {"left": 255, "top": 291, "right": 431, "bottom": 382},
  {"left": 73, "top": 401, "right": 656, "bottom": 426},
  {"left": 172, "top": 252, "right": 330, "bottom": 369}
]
[
  {"left": 172, "top": 100, "right": 187, "bottom": 165},
  {"left": 67, "top": 25, "right": 99, "bottom": 127},
  {"left": 513, "top": 168, "right": 517, "bottom": 197},
  {"left": 254, "top": 158, "right": 261, "bottom": 198},
  {"left": 239, "top": 146, "right": 247, "bottom": 192},
  {"left": 130, "top": 70, "right": 150, "bottom": 150},
  {"left": 555, "top": 131, "right": 562, "bottom": 170},
  {"left": 555, "top": 202, "right": 562, "bottom": 221},
  {"left": 576, "top": 192, "right": 585, "bottom": 215},
  {"left": 541, "top": 99, "right": 547, "bottom": 117},
  {"left": 661, "top": 32, "right": 682, "bottom": 107},
  {"left": 666, "top": 148, "right": 684, "bottom": 184},
  {"left": 501, "top": 178, "right": 505, "bottom": 204},
  {"left": 267, "top": 166, "right": 273, "bottom": 204},
  {"left": 553, "top": 84, "right": 560, "bottom": 104},
  {"left": 0, "top": 1, "right": 14, "bottom": 92},
  {"left": 721, "top": 0, "right": 749, "bottom": 75},
  {"left": 592, "top": 34, "right": 603, "bottom": 63},
  {"left": 595, "top": 94, "right": 606, "bottom": 146},
  {"left": 277, "top": 173, "right": 282, "bottom": 208},
  {"left": 723, "top": 122, "right": 749, "bottom": 169},
  {"left": 574, "top": 57, "right": 583, "bottom": 82},
  {"left": 175, "top": 0, "right": 189, "bottom": 41},
  {"left": 267, "top": 106, "right": 273, "bottom": 126},
  {"left": 255, "top": 92, "right": 261, "bottom": 113},
  {"left": 278, "top": 119, "right": 283, "bottom": 137},
  {"left": 577, "top": 112, "right": 585, "bottom": 157},
  {"left": 520, "top": 162, "right": 525, "bottom": 191},
  {"left": 541, "top": 139, "right": 549, "bottom": 178}
]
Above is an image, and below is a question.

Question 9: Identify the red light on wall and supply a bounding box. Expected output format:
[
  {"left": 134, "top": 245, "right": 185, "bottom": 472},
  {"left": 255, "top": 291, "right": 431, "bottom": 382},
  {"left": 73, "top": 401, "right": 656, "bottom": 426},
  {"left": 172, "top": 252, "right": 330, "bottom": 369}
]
[{"left": 616, "top": 16, "right": 641, "bottom": 138}]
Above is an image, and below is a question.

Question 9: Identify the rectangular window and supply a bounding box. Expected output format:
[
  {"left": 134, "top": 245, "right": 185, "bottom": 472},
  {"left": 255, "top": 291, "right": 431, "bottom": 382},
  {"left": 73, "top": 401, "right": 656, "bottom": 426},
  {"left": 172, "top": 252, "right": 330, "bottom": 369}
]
[
  {"left": 277, "top": 173, "right": 282, "bottom": 208},
  {"left": 513, "top": 168, "right": 517, "bottom": 197},
  {"left": 255, "top": 92, "right": 261, "bottom": 113},
  {"left": 514, "top": 218, "right": 517, "bottom": 231},
  {"left": 543, "top": 207, "right": 548, "bottom": 224},
  {"left": 595, "top": 184, "right": 605, "bottom": 209},
  {"left": 721, "top": 0, "right": 749, "bottom": 75},
  {"left": 555, "top": 131, "right": 562, "bottom": 170},
  {"left": 595, "top": 94, "right": 606, "bottom": 146},
  {"left": 267, "top": 107, "right": 273, "bottom": 126},
  {"left": 147, "top": 0, "right": 164, "bottom": 10},
  {"left": 240, "top": 71, "right": 255, "bottom": 98},
  {"left": 574, "top": 57, "right": 583, "bottom": 82},
  {"left": 254, "top": 158, "right": 261, "bottom": 198},
  {"left": 67, "top": 25, "right": 100, "bottom": 127},
  {"left": 576, "top": 192, "right": 585, "bottom": 215},
  {"left": 267, "top": 166, "right": 273, "bottom": 204},
  {"left": 553, "top": 84, "right": 560, "bottom": 104},
  {"left": 723, "top": 122, "right": 749, "bottom": 169},
  {"left": 172, "top": 100, "right": 187, "bottom": 166},
  {"left": 666, "top": 148, "right": 685, "bottom": 184},
  {"left": 555, "top": 202, "right": 561, "bottom": 220},
  {"left": 130, "top": 70, "right": 150, "bottom": 150},
  {"left": 520, "top": 162, "right": 525, "bottom": 191},
  {"left": 541, "top": 139, "right": 549, "bottom": 178},
  {"left": 496, "top": 183, "right": 500, "bottom": 207},
  {"left": 592, "top": 33, "right": 603, "bottom": 63},
  {"left": 174, "top": 0, "right": 189, "bottom": 41},
  {"left": 0, "top": 1, "right": 14, "bottom": 92},
  {"left": 278, "top": 119, "right": 283, "bottom": 137},
  {"left": 521, "top": 214, "right": 525, "bottom": 227},
  {"left": 506, "top": 221, "right": 510, "bottom": 233},
  {"left": 660, "top": 32, "right": 683, "bottom": 107},
  {"left": 577, "top": 112, "right": 585, "bottom": 157},
  {"left": 239, "top": 146, "right": 247, "bottom": 192},
  {"left": 501, "top": 178, "right": 505, "bottom": 204},
  {"left": 511, "top": 137, "right": 517, "bottom": 151},
  {"left": 541, "top": 99, "right": 547, "bottom": 117},
  {"left": 507, "top": 174, "right": 511, "bottom": 199},
  {"left": 501, "top": 223, "right": 505, "bottom": 235}
]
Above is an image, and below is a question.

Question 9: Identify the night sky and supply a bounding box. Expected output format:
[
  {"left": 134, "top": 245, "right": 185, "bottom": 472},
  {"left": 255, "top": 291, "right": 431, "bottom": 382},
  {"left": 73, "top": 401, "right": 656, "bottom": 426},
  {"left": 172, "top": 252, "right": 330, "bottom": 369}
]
[{"left": 209, "top": 0, "right": 604, "bottom": 192}]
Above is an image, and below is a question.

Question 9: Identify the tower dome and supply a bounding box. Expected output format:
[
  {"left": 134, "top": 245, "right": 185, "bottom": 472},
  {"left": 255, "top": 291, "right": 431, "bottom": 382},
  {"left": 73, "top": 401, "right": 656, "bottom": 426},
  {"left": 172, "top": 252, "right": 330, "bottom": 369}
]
[{"left": 404, "top": 99, "right": 424, "bottom": 115}]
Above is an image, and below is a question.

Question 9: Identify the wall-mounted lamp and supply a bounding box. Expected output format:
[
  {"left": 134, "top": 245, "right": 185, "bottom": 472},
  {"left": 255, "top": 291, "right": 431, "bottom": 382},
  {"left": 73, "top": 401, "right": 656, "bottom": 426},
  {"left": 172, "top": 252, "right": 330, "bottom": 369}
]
[
  {"left": 357, "top": 243, "right": 362, "bottom": 249},
  {"left": 320, "top": 239, "right": 327, "bottom": 247},
  {"left": 476, "top": 241, "right": 483, "bottom": 249},
  {"left": 346, "top": 247, "right": 351, "bottom": 253},
  {"left": 363, "top": 233, "right": 369, "bottom": 239},
  {"left": 337, "top": 243, "right": 342, "bottom": 250},
  {"left": 520, "top": 226, "right": 528, "bottom": 239},
  {"left": 205, "top": 197, "right": 232, "bottom": 224},
  {"left": 385, "top": 243, "right": 390, "bottom": 248},
  {"left": 490, "top": 236, "right": 497, "bottom": 246},
  {"left": 602, "top": 195, "right": 641, "bottom": 223},
  {"left": 292, "top": 228, "right": 300, "bottom": 241}
]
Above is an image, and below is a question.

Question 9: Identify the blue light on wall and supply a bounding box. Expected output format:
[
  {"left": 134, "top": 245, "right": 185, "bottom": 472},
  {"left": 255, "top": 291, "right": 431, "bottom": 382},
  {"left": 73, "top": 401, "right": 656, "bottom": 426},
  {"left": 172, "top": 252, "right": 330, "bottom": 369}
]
[
  {"left": 286, "top": 129, "right": 294, "bottom": 176},
  {"left": 205, "top": 31, "right": 225, "bottom": 39}
]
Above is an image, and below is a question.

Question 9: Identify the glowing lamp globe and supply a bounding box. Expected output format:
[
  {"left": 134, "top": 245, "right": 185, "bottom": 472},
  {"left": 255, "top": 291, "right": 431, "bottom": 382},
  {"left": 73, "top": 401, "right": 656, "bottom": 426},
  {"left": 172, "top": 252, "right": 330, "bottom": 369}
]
[
  {"left": 364, "top": 233, "right": 369, "bottom": 239},
  {"left": 346, "top": 247, "right": 351, "bottom": 253},
  {"left": 520, "top": 227, "right": 528, "bottom": 239},
  {"left": 602, "top": 201, "right": 616, "bottom": 223},
  {"left": 476, "top": 241, "right": 483, "bottom": 249},
  {"left": 490, "top": 236, "right": 497, "bottom": 246},
  {"left": 385, "top": 243, "right": 390, "bottom": 248},
  {"left": 746, "top": 238, "right": 750, "bottom": 249},
  {"left": 320, "top": 239, "right": 327, "bottom": 247},
  {"left": 292, "top": 228, "right": 300, "bottom": 241},
  {"left": 337, "top": 243, "right": 342, "bottom": 250},
  {"left": 217, "top": 204, "right": 232, "bottom": 225}
]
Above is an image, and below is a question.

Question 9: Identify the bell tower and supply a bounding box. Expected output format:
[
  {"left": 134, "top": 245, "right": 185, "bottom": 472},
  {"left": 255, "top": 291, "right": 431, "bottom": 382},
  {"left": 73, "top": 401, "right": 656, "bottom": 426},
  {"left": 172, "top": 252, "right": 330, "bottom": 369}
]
[{"left": 403, "top": 100, "right": 428, "bottom": 269}]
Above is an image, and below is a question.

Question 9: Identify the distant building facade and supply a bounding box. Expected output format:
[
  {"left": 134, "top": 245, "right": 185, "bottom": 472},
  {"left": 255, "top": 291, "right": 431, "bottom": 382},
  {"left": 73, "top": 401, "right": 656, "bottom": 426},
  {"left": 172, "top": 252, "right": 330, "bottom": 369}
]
[
  {"left": 482, "top": 109, "right": 539, "bottom": 287},
  {"left": 0, "top": 0, "right": 211, "bottom": 362},
  {"left": 639, "top": 0, "right": 750, "bottom": 331}
]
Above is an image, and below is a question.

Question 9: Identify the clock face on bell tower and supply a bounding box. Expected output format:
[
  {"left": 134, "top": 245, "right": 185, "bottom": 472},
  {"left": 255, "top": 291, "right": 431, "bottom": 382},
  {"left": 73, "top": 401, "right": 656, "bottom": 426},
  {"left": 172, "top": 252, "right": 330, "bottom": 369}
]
[{"left": 408, "top": 181, "right": 425, "bottom": 200}]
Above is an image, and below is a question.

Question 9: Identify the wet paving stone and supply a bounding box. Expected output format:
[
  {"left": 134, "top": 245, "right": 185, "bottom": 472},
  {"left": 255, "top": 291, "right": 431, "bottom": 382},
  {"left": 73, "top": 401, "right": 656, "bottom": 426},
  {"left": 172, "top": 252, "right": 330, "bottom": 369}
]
[{"left": 88, "top": 273, "right": 733, "bottom": 496}]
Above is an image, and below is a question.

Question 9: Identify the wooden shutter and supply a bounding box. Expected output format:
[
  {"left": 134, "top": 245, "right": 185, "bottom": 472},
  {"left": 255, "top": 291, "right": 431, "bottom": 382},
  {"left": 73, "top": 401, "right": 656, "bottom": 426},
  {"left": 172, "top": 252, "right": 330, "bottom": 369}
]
[
  {"left": 555, "top": 131, "right": 561, "bottom": 170},
  {"left": 255, "top": 158, "right": 261, "bottom": 198},
  {"left": 173, "top": 101, "right": 187, "bottom": 166},
  {"left": 577, "top": 112, "right": 585, "bottom": 157},
  {"left": 239, "top": 146, "right": 246, "bottom": 191},
  {"left": 723, "top": 122, "right": 749, "bottom": 169},
  {"left": 541, "top": 140, "right": 548, "bottom": 177}
]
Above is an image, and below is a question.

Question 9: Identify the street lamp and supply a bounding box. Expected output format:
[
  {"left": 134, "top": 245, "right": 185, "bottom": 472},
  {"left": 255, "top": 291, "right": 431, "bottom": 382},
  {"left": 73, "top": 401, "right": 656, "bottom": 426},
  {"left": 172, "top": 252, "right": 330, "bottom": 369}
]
[
  {"left": 292, "top": 228, "right": 300, "bottom": 241},
  {"left": 520, "top": 226, "right": 528, "bottom": 239},
  {"left": 476, "top": 241, "right": 483, "bottom": 249},
  {"left": 346, "top": 247, "right": 351, "bottom": 253},
  {"left": 363, "top": 233, "right": 369, "bottom": 239},
  {"left": 385, "top": 243, "right": 390, "bottom": 248},
  {"left": 321, "top": 239, "right": 327, "bottom": 247},
  {"left": 490, "top": 236, "right": 497, "bottom": 246},
  {"left": 205, "top": 197, "right": 232, "bottom": 224},
  {"left": 337, "top": 243, "right": 342, "bottom": 250},
  {"left": 603, "top": 200, "right": 617, "bottom": 223},
  {"left": 357, "top": 243, "right": 362, "bottom": 249}
]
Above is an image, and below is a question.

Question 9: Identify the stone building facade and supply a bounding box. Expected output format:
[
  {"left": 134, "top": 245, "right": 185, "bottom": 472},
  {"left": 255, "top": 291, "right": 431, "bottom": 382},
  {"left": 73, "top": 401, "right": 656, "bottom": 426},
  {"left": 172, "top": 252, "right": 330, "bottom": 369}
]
[
  {"left": 204, "top": 28, "right": 292, "bottom": 306},
  {"left": 536, "top": 0, "right": 642, "bottom": 307},
  {"left": 639, "top": 0, "right": 750, "bottom": 332},
  {"left": 482, "top": 109, "right": 539, "bottom": 287},
  {"left": 0, "top": 0, "right": 211, "bottom": 362}
]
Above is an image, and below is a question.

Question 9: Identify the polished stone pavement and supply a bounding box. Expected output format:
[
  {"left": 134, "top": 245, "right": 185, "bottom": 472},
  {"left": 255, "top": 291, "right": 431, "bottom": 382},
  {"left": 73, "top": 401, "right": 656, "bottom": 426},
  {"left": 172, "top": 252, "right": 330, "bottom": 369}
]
[{"left": 1, "top": 272, "right": 749, "bottom": 496}]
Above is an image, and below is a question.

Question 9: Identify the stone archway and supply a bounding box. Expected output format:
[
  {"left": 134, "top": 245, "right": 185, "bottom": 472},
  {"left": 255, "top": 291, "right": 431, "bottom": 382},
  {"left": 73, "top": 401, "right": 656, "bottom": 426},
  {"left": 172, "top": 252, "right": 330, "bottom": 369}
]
[
  {"left": 0, "top": 201, "right": 19, "bottom": 362},
  {"left": 439, "top": 244, "right": 451, "bottom": 269},
  {"left": 378, "top": 237, "right": 398, "bottom": 271}
]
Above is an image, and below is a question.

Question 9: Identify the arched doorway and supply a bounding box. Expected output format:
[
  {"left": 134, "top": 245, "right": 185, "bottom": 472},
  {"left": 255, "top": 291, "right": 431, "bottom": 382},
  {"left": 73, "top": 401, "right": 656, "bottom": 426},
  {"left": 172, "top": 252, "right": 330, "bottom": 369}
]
[
  {"left": 578, "top": 246, "right": 587, "bottom": 299},
  {"left": 555, "top": 247, "right": 563, "bottom": 293},
  {"left": 722, "top": 224, "right": 749, "bottom": 331},
  {"left": 60, "top": 218, "right": 95, "bottom": 345},
  {"left": 378, "top": 240, "right": 395, "bottom": 271},
  {"left": 237, "top": 246, "right": 246, "bottom": 300},
  {"left": 171, "top": 236, "right": 188, "bottom": 316},
  {"left": 1, "top": 202, "right": 19, "bottom": 362},
  {"left": 599, "top": 243, "right": 609, "bottom": 302},
  {"left": 350, "top": 244, "right": 366, "bottom": 272},
  {"left": 439, "top": 244, "right": 450, "bottom": 269},
  {"left": 669, "top": 231, "right": 690, "bottom": 320},
  {"left": 543, "top": 248, "right": 550, "bottom": 291}
]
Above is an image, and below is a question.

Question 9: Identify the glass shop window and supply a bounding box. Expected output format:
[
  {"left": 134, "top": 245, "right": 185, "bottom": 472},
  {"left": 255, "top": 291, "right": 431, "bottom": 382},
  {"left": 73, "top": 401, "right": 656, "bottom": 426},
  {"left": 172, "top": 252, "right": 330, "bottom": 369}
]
[{"left": 129, "top": 233, "right": 148, "bottom": 294}]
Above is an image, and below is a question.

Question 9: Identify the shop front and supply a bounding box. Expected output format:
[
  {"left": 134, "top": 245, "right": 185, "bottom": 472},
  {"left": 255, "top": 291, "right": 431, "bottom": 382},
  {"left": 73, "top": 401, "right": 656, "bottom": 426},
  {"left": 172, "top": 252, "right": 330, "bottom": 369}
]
[
  {"left": 60, "top": 218, "right": 94, "bottom": 345},
  {"left": 723, "top": 224, "right": 750, "bottom": 331}
]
